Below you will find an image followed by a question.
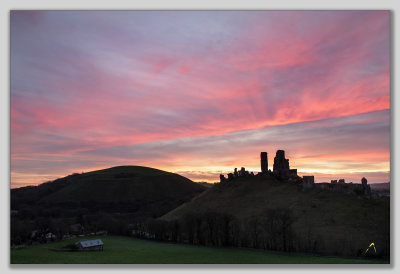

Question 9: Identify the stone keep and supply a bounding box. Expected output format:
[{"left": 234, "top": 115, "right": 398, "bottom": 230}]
[
  {"left": 260, "top": 152, "right": 268, "bottom": 174},
  {"left": 273, "top": 150, "right": 290, "bottom": 176}
]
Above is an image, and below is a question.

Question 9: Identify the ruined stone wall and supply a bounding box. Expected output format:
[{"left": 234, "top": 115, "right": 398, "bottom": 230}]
[
  {"left": 302, "top": 176, "right": 315, "bottom": 192},
  {"left": 314, "top": 181, "right": 371, "bottom": 196}
]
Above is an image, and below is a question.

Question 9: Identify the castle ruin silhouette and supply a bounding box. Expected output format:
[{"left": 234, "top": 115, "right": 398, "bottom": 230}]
[{"left": 219, "top": 150, "right": 371, "bottom": 197}]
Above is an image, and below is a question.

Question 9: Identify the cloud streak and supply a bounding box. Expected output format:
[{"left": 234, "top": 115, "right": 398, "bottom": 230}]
[{"left": 11, "top": 110, "right": 390, "bottom": 185}]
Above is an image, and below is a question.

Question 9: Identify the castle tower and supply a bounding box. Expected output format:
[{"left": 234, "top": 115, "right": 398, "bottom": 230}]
[
  {"left": 260, "top": 152, "right": 268, "bottom": 174},
  {"left": 273, "top": 150, "right": 290, "bottom": 176},
  {"left": 361, "top": 177, "right": 368, "bottom": 186}
]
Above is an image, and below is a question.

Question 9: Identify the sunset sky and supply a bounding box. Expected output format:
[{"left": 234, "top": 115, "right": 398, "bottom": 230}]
[{"left": 10, "top": 10, "right": 390, "bottom": 188}]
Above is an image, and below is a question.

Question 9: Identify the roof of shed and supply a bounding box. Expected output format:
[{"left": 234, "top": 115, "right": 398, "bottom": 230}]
[{"left": 75, "top": 239, "right": 103, "bottom": 247}]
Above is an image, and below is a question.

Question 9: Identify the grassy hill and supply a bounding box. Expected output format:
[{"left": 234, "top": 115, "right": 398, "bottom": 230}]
[
  {"left": 11, "top": 235, "right": 388, "bottom": 264},
  {"left": 11, "top": 166, "right": 206, "bottom": 220},
  {"left": 161, "top": 176, "right": 390, "bottom": 258}
]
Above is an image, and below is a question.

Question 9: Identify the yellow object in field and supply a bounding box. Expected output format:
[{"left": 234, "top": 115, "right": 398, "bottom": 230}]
[{"left": 365, "top": 242, "right": 376, "bottom": 254}]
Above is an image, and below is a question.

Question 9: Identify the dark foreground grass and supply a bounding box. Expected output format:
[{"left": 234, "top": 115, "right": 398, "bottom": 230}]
[{"left": 11, "top": 236, "right": 388, "bottom": 264}]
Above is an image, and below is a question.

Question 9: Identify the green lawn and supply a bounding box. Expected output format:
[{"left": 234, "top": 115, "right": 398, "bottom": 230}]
[{"left": 10, "top": 236, "right": 388, "bottom": 264}]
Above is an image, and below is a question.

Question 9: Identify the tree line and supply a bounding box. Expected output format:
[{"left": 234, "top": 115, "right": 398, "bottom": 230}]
[
  {"left": 137, "top": 209, "right": 311, "bottom": 253},
  {"left": 11, "top": 208, "right": 388, "bottom": 259}
]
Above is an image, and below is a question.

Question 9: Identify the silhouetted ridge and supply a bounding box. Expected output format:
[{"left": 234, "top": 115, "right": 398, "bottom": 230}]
[{"left": 11, "top": 166, "right": 206, "bottom": 221}]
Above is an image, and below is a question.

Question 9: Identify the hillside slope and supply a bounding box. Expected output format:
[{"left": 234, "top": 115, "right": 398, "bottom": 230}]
[
  {"left": 161, "top": 176, "right": 390, "bottom": 257},
  {"left": 11, "top": 166, "right": 206, "bottom": 220}
]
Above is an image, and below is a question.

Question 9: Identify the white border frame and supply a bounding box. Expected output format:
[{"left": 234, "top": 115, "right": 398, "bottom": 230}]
[{"left": 2, "top": 1, "right": 398, "bottom": 274}]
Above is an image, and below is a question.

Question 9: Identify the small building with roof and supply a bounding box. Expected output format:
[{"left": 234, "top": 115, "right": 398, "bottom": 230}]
[{"left": 74, "top": 239, "right": 104, "bottom": 251}]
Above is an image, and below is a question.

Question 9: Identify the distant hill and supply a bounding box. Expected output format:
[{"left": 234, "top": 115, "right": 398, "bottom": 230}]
[
  {"left": 370, "top": 182, "right": 390, "bottom": 197},
  {"left": 161, "top": 176, "right": 390, "bottom": 257},
  {"left": 11, "top": 166, "right": 206, "bottom": 221},
  {"left": 370, "top": 182, "right": 390, "bottom": 190}
]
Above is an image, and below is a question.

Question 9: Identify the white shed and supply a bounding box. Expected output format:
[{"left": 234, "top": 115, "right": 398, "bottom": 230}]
[{"left": 74, "top": 239, "right": 104, "bottom": 251}]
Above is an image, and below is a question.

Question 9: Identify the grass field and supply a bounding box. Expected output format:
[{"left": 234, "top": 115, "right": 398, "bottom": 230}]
[{"left": 10, "top": 236, "right": 388, "bottom": 264}]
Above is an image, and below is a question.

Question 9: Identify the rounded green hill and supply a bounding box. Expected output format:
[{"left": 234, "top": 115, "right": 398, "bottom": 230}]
[{"left": 11, "top": 166, "right": 206, "bottom": 221}]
